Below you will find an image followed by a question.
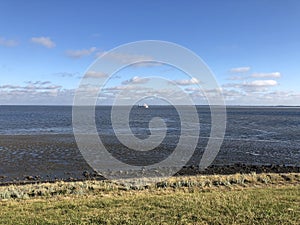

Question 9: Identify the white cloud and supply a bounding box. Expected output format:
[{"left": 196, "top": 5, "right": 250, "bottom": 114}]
[
  {"left": 95, "top": 51, "right": 154, "bottom": 65},
  {"left": 121, "top": 76, "right": 150, "bottom": 85},
  {"left": 54, "top": 72, "right": 80, "bottom": 78},
  {"left": 0, "top": 84, "right": 21, "bottom": 89},
  {"left": 227, "top": 75, "right": 248, "bottom": 81},
  {"left": 173, "top": 77, "right": 200, "bottom": 86},
  {"left": 224, "top": 79, "right": 278, "bottom": 88},
  {"left": 0, "top": 89, "right": 74, "bottom": 105},
  {"left": 31, "top": 37, "right": 56, "bottom": 48},
  {"left": 85, "top": 70, "right": 108, "bottom": 78},
  {"left": 0, "top": 81, "right": 73, "bottom": 105},
  {"left": 0, "top": 37, "right": 18, "bottom": 47},
  {"left": 99, "top": 86, "right": 190, "bottom": 105},
  {"left": 229, "top": 67, "right": 251, "bottom": 73},
  {"left": 242, "top": 80, "right": 277, "bottom": 92},
  {"left": 105, "top": 85, "right": 138, "bottom": 91},
  {"left": 66, "top": 47, "right": 96, "bottom": 58},
  {"left": 186, "top": 85, "right": 300, "bottom": 106},
  {"left": 0, "top": 81, "right": 62, "bottom": 91},
  {"left": 250, "top": 72, "right": 281, "bottom": 78},
  {"left": 221, "top": 89, "right": 245, "bottom": 98},
  {"left": 223, "top": 79, "right": 278, "bottom": 93},
  {"left": 228, "top": 65, "right": 282, "bottom": 83},
  {"left": 247, "top": 80, "right": 278, "bottom": 87},
  {"left": 226, "top": 90, "right": 300, "bottom": 105},
  {"left": 185, "top": 87, "right": 201, "bottom": 92},
  {"left": 26, "top": 81, "right": 52, "bottom": 85}
]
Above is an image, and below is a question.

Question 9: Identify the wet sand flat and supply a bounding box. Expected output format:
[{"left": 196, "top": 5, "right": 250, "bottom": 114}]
[{"left": 0, "top": 134, "right": 299, "bottom": 184}]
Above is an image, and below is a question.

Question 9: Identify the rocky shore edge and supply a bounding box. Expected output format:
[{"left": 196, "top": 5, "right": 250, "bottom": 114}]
[
  {"left": 177, "top": 163, "right": 300, "bottom": 176},
  {"left": 0, "top": 163, "right": 299, "bottom": 186}
]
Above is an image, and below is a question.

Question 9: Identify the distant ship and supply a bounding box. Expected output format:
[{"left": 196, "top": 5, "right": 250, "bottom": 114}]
[{"left": 138, "top": 103, "right": 149, "bottom": 108}]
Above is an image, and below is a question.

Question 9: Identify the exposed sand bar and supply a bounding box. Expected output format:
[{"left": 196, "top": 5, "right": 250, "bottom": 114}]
[{"left": 0, "top": 134, "right": 299, "bottom": 184}]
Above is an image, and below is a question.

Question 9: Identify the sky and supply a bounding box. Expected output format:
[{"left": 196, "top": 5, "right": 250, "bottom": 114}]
[{"left": 1, "top": 0, "right": 300, "bottom": 105}]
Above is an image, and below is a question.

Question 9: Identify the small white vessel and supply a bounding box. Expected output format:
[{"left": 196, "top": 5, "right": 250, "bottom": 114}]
[{"left": 138, "top": 103, "right": 149, "bottom": 108}]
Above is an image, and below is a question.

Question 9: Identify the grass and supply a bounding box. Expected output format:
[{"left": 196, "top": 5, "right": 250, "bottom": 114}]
[{"left": 0, "top": 173, "right": 299, "bottom": 225}]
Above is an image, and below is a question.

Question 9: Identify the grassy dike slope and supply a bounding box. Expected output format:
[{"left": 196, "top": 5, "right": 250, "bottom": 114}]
[{"left": 0, "top": 173, "right": 299, "bottom": 225}]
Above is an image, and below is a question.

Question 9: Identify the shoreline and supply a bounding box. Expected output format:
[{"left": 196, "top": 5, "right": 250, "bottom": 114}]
[{"left": 1, "top": 163, "right": 299, "bottom": 186}]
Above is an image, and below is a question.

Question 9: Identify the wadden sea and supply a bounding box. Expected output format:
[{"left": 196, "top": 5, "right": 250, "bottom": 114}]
[{"left": 0, "top": 105, "right": 299, "bottom": 183}]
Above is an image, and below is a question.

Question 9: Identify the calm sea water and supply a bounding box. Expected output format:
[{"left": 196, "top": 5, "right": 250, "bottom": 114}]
[
  {"left": 0, "top": 105, "right": 300, "bottom": 167},
  {"left": 1, "top": 105, "right": 300, "bottom": 139}
]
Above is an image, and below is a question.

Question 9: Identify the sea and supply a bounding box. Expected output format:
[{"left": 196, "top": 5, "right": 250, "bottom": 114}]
[{"left": 0, "top": 105, "right": 299, "bottom": 181}]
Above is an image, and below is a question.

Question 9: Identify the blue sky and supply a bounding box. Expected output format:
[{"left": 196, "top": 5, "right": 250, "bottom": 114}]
[{"left": 1, "top": 0, "right": 300, "bottom": 105}]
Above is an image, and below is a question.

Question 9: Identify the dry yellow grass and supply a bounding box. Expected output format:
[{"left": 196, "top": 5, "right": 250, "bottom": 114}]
[{"left": 0, "top": 173, "right": 299, "bottom": 224}]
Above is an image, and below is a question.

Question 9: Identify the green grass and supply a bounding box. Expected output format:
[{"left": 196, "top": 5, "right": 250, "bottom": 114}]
[{"left": 0, "top": 173, "right": 299, "bottom": 224}]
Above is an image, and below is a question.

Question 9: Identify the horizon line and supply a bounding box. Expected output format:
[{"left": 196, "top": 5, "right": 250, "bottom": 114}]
[{"left": 1, "top": 104, "right": 300, "bottom": 107}]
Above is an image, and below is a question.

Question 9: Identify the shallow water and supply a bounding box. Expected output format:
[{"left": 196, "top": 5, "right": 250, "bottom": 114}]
[
  {"left": 0, "top": 105, "right": 299, "bottom": 181},
  {"left": 1, "top": 105, "right": 300, "bottom": 143}
]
